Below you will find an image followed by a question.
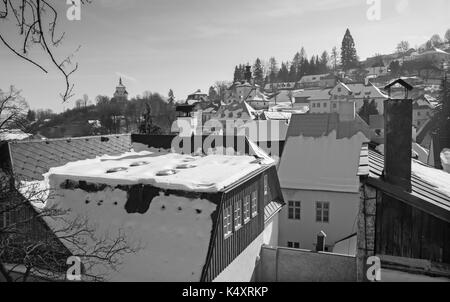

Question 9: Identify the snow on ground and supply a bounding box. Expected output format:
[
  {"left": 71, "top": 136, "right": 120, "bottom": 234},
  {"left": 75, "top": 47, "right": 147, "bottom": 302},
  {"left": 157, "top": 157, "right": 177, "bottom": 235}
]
[
  {"left": 44, "top": 187, "right": 217, "bottom": 281},
  {"left": 45, "top": 150, "right": 272, "bottom": 193}
]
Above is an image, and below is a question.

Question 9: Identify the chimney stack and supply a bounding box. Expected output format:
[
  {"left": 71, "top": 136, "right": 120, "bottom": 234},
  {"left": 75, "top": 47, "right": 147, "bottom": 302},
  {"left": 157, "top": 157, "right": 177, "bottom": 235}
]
[
  {"left": 244, "top": 65, "right": 252, "bottom": 83},
  {"left": 383, "top": 79, "right": 414, "bottom": 192}
]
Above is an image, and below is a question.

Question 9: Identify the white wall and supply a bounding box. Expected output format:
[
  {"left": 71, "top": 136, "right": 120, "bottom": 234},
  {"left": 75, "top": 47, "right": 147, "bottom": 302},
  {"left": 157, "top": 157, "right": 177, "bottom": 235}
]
[{"left": 279, "top": 189, "right": 360, "bottom": 251}]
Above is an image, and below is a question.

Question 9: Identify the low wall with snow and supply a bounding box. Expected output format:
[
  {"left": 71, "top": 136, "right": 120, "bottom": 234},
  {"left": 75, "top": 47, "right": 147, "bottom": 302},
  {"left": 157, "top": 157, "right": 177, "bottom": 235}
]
[{"left": 258, "top": 246, "right": 356, "bottom": 282}]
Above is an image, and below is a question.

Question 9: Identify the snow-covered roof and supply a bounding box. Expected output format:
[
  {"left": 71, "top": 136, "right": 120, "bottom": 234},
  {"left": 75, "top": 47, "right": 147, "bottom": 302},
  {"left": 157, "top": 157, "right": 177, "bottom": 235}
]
[
  {"left": 298, "top": 74, "right": 329, "bottom": 83},
  {"left": 366, "top": 148, "right": 450, "bottom": 219},
  {"left": 293, "top": 88, "right": 332, "bottom": 101},
  {"left": 278, "top": 113, "right": 370, "bottom": 192},
  {"left": 263, "top": 111, "right": 292, "bottom": 121},
  {"left": 46, "top": 146, "right": 274, "bottom": 193},
  {"left": 0, "top": 129, "right": 32, "bottom": 141}
]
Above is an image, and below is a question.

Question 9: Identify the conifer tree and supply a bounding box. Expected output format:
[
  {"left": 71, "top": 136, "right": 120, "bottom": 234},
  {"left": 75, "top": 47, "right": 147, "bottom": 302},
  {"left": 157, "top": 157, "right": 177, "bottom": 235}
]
[{"left": 341, "top": 29, "right": 358, "bottom": 70}]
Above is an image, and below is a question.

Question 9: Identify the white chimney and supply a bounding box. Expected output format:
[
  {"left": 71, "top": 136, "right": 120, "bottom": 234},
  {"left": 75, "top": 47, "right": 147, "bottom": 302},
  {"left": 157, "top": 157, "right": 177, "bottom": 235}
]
[{"left": 339, "top": 101, "right": 356, "bottom": 121}]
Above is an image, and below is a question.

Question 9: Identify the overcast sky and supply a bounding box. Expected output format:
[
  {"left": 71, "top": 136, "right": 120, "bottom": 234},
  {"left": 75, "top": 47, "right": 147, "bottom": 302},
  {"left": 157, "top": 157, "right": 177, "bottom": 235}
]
[{"left": 0, "top": 0, "right": 449, "bottom": 112}]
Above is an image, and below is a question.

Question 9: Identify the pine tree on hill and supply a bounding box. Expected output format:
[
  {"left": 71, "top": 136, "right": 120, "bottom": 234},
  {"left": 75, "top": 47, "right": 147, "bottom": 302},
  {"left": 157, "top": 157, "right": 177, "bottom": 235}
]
[
  {"left": 253, "top": 58, "right": 264, "bottom": 87},
  {"left": 341, "top": 28, "right": 358, "bottom": 71}
]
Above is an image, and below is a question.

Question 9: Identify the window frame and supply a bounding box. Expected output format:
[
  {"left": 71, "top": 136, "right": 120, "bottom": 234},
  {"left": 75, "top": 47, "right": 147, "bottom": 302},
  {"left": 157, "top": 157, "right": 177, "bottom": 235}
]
[
  {"left": 234, "top": 198, "right": 242, "bottom": 231},
  {"left": 263, "top": 174, "right": 268, "bottom": 196},
  {"left": 243, "top": 194, "right": 251, "bottom": 224},
  {"left": 251, "top": 190, "right": 258, "bottom": 218},
  {"left": 223, "top": 204, "right": 233, "bottom": 238},
  {"left": 316, "top": 201, "right": 330, "bottom": 223},
  {"left": 288, "top": 201, "right": 301, "bottom": 220}
]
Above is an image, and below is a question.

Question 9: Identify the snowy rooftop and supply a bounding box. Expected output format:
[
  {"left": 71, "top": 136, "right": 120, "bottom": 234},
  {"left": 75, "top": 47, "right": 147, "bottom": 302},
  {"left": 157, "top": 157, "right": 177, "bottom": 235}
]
[
  {"left": 367, "top": 148, "right": 450, "bottom": 216},
  {"left": 46, "top": 149, "right": 274, "bottom": 193}
]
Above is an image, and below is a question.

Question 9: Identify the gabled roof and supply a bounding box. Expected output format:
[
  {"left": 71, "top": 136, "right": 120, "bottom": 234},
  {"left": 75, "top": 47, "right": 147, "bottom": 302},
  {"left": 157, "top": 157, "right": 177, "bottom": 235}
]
[
  {"left": 293, "top": 88, "right": 332, "bottom": 101},
  {"left": 384, "top": 79, "right": 414, "bottom": 91},
  {"left": 278, "top": 113, "right": 371, "bottom": 192},
  {"left": 8, "top": 134, "right": 132, "bottom": 181}
]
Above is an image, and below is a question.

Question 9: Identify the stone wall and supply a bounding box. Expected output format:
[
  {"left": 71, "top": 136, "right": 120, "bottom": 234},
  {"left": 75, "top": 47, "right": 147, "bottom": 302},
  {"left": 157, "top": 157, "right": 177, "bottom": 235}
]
[{"left": 356, "top": 182, "right": 378, "bottom": 281}]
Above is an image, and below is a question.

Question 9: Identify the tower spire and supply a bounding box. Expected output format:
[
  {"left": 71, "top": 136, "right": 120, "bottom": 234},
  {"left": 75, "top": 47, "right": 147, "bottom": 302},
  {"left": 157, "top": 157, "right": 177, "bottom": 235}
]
[{"left": 119, "top": 77, "right": 123, "bottom": 86}]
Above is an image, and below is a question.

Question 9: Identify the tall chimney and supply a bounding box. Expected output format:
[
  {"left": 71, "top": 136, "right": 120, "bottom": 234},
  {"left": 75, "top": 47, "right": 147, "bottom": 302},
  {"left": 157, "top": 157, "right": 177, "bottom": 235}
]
[
  {"left": 244, "top": 65, "right": 252, "bottom": 83},
  {"left": 383, "top": 79, "right": 414, "bottom": 192}
]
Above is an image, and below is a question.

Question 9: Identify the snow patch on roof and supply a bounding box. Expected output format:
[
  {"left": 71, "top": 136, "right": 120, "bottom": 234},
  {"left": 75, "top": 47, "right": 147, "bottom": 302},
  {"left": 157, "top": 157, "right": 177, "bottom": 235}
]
[{"left": 45, "top": 150, "right": 272, "bottom": 193}]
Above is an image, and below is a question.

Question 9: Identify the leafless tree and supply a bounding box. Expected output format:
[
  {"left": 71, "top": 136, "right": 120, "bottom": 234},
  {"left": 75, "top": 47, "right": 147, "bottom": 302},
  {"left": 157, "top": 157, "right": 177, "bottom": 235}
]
[
  {"left": 396, "top": 40, "right": 410, "bottom": 64},
  {"left": 0, "top": 0, "right": 92, "bottom": 102},
  {"left": 0, "top": 172, "right": 141, "bottom": 282},
  {"left": 0, "top": 86, "right": 29, "bottom": 131}
]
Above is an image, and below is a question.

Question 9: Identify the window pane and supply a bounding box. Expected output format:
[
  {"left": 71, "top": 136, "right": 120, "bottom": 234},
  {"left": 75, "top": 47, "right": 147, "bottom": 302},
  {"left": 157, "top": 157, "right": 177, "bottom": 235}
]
[
  {"left": 295, "top": 201, "right": 300, "bottom": 207},
  {"left": 288, "top": 208, "right": 293, "bottom": 219}
]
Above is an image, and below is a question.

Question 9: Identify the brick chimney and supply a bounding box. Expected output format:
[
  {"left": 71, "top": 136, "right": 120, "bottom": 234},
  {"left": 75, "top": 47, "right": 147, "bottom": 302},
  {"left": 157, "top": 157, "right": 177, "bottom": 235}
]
[{"left": 383, "top": 79, "right": 414, "bottom": 192}]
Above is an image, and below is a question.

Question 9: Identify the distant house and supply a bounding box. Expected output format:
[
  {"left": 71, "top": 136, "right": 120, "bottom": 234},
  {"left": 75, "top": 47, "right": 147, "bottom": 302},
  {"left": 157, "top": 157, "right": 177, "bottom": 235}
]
[
  {"left": 366, "top": 62, "right": 389, "bottom": 77},
  {"left": 186, "top": 89, "right": 208, "bottom": 105},
  {"left": 277, "top": 112, "right": 370, "bottom": 251},
  {"left": 246, "top": 91, "right": 271, "bottom": 110},
  {"left": 306, "top": 81, "right": 388, "bottom": 115},
  {"left": 212, "top": 101, "right": 258, "bottom": 133},
  {"left": 412, "top": 95, "right": 436, "bottom": 129},
  {"left": 264, "top": 82, "right": 297, "bottom": 92},
  {"left": 297, "top": 74, "right": 332, "bottom": 89}
]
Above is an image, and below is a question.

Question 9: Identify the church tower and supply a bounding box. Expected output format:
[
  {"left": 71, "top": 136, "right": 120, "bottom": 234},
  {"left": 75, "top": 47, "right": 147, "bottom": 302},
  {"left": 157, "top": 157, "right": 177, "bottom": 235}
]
[{"left": 113, "top": 77, "right": 128, "bottom": 101}]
